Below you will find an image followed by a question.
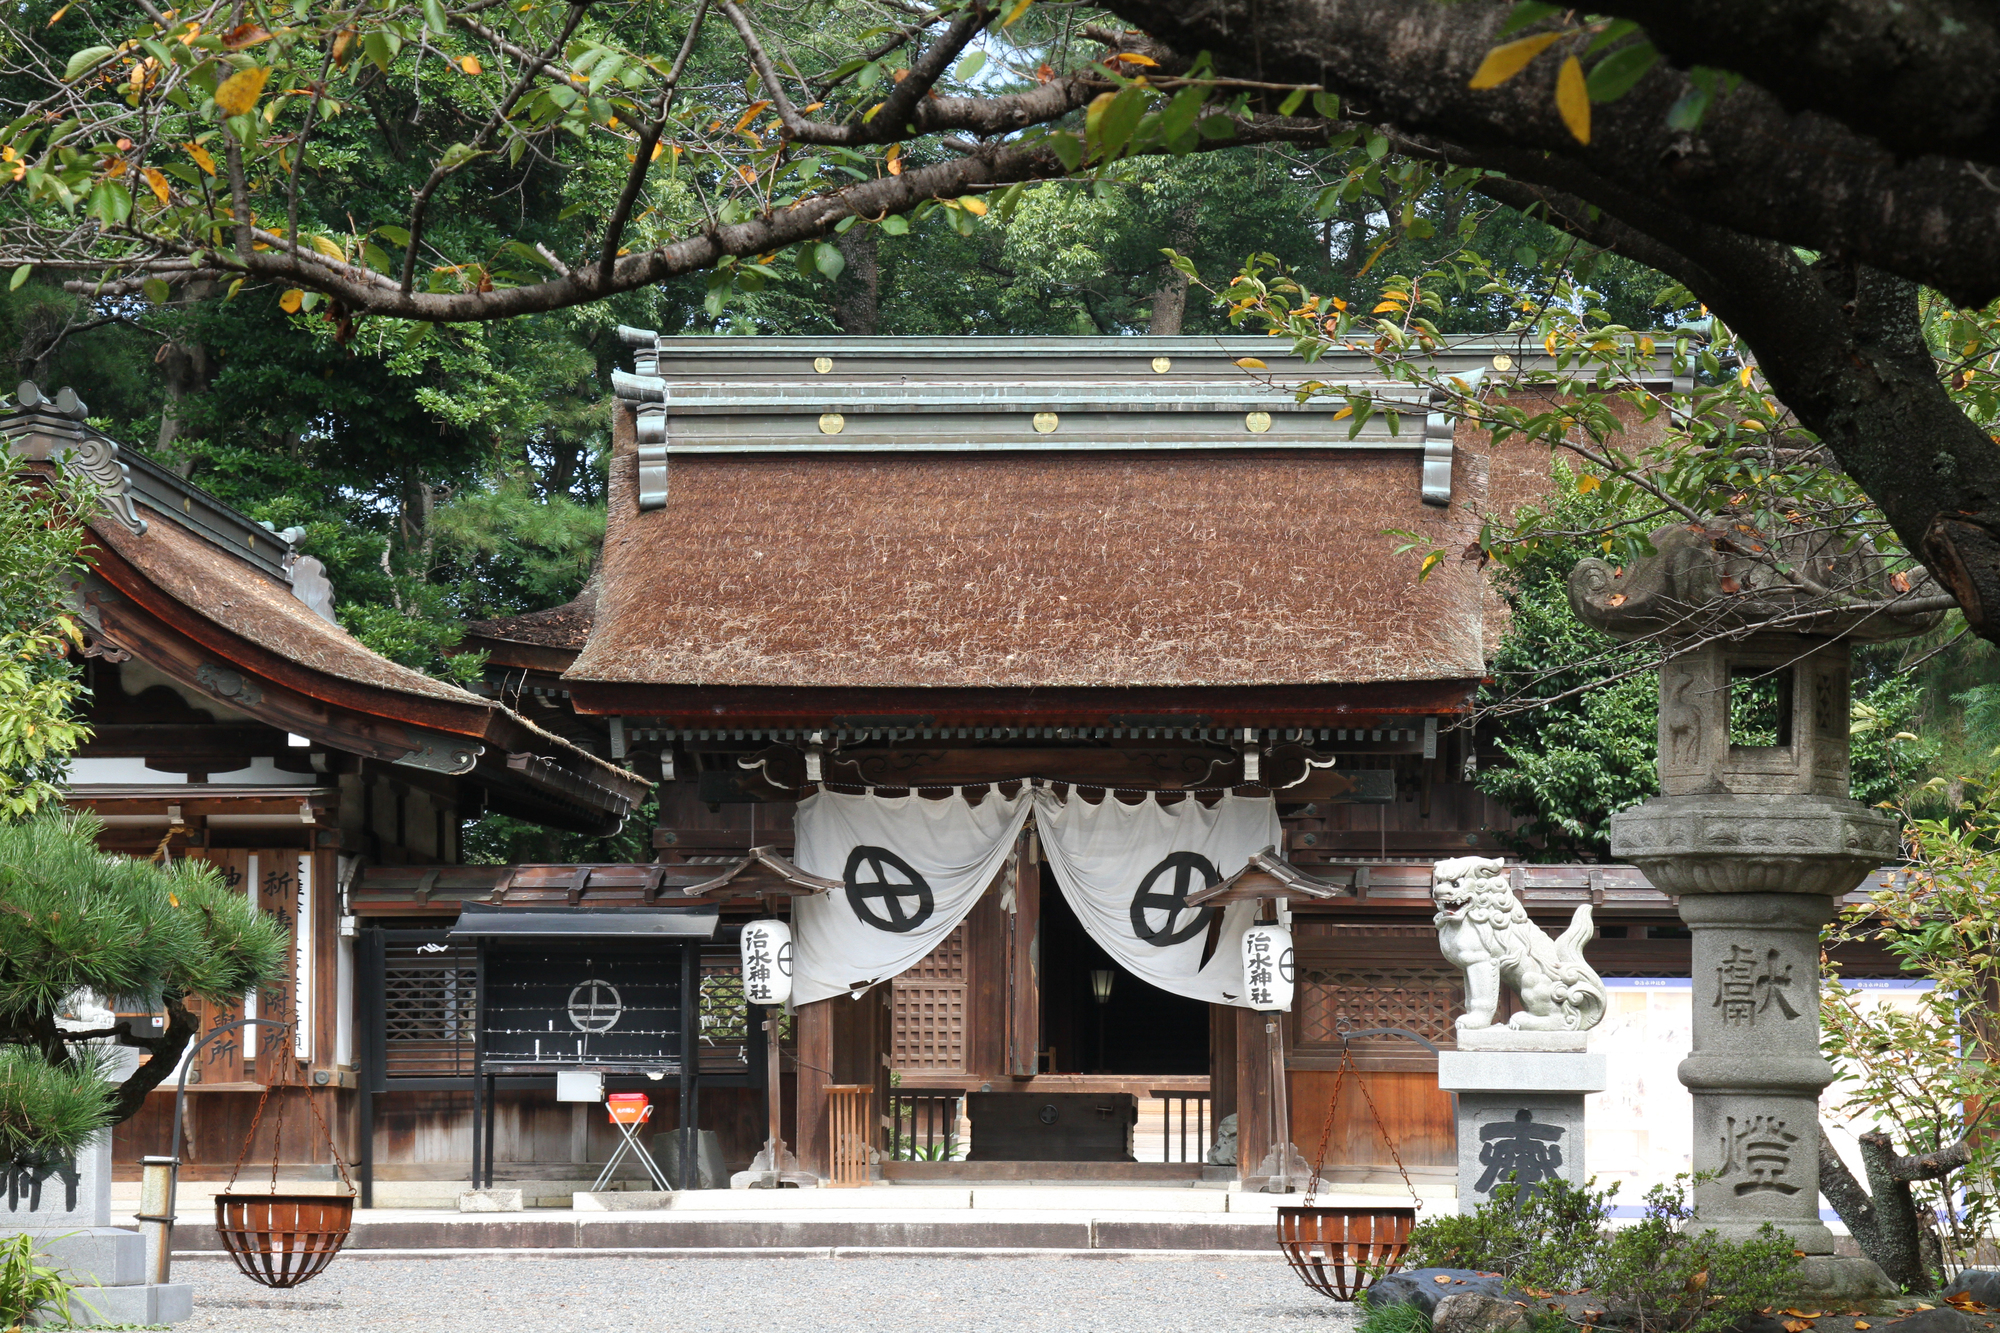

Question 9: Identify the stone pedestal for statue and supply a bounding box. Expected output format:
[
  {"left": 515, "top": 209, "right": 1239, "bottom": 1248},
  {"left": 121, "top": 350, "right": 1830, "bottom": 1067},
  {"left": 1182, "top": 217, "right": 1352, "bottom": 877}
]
[
  {"left": 1438, "top": 1050, "right": 1606, "bottom": 1214},
  {"left": 0, "top": 1047, "right": 192, "bottom": 1325},
  {"left": 1, "top": 1134, "right": 193, "bottom": 1326},
  {"left": 1573, "top": 520, "right": 1938, "bottom": 1303}
]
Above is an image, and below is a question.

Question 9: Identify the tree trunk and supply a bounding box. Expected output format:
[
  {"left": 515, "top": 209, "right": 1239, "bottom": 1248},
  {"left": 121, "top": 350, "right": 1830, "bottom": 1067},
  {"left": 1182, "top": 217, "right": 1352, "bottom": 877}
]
[
  {"left": 834, "top": 227, "right": 879, "bottom": 336},
  {"left": 155, "top": 279, "right": 218, "bottom": 466},
  {"left": 1147, "top": 196, "right": 1197, "bottom": 335},
  {"left": 1817, "top": 1125, "right": 1965, "bottom": 1292},
  {"left": 1146, "top": 267, "right": 1189, "bottom": 335}
]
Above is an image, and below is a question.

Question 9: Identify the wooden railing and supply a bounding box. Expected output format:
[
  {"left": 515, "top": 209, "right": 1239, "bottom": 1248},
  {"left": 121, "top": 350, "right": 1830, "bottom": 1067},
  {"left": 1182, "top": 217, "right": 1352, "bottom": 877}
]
[
  {"left": 887, "top": 1088, "right": 963, "bottom": 1161},
  {"left": 1150, "top": 1089, "right": 1213, "bottom": 1164}
]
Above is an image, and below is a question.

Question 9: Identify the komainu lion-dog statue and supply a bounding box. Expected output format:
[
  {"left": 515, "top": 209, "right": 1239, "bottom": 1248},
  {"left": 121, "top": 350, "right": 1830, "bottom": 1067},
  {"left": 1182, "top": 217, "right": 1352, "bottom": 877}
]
[{"left": 1432, "top": 856, "right": 1607, "bottom": 1034}]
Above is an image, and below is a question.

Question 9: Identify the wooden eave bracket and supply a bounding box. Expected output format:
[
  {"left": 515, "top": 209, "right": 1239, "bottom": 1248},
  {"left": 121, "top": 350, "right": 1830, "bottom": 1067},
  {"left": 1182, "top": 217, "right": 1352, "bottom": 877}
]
[
  {"left": 1185, "top": 845, "right": 1347, "bottom": 907},
  {"left": 681, "top": 846, "right": 839, "bottom": 899}
]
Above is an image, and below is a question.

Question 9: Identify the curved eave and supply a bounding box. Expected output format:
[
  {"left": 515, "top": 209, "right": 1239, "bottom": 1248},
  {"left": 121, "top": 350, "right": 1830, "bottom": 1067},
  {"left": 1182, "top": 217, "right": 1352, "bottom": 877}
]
[{"left": 82, "top": 541, "right": 647, "bottom": 830}]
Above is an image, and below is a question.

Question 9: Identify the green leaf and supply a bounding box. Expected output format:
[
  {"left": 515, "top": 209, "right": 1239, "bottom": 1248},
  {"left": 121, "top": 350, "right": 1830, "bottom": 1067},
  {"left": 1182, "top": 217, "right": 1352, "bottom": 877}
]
[
  {"left": 375, "top": 224, "right": 412, "bottom": 246},
  {"left": 1665, "top": 84, "right": 1711, "bottom": 131},
  {"left": 7, "top": 266, "right": 29, "bottom": 291},
  {"left": 813, "top": 241, "right": 845, "bottom": 280},
  {"left": 1587, "top": 41, "right": 1658, "bottom": 103},
  {"left": 62, "top": 45, "right": 115, "bottom": 82},
  {"left": 1312, "top": 92, "right": 1340, "bottom": 119},
  {"left": 878, "top": 213, "right": 909, "bottom": 236},
  {"left": 141, "top": 277, "right": 170, "bottom": 304},
  {"left": 1497, "top": 1, "right": 1560, "bottom": 37},
  {"left": 421, "top": 0, "right": 448, "bottom": 33},
  {"left": 1366, "top": 133, "right": 1389, "bottom": 160},
  {"left": 1277, "top": 86, "right": 1307, "bottom": 116},
  {"left": 1046, "top": 130, "right": 1083, "bottom": 170},
  {"left": 1159, "top": 87, "right": 1204, "bottom": 144},
  {"left": 1195, "top": 114, "right": 1235, "bottom": 140},
  {"left": 953, "top": 51, "right": 986, "bottom": 80}
]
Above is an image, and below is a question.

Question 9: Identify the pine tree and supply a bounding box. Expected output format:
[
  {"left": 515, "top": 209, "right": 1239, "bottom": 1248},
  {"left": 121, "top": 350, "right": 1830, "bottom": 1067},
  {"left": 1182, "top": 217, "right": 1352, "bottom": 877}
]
[{"left": 0, "top": 811, "right": 287, "bottom": 1166}]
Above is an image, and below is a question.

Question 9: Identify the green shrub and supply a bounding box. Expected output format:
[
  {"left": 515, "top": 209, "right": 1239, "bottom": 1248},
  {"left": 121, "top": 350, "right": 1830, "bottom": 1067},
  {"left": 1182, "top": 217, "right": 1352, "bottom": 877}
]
[
  {"left": 1592, "top": 1182, "right": 1799, "bottom": 1333},
  {"left": 1404, "top": 1176, "right": 1615, "bottom": 1290},
  {"left": 1398, "top": 1176, "right": 1799, "bottom": 1333}
]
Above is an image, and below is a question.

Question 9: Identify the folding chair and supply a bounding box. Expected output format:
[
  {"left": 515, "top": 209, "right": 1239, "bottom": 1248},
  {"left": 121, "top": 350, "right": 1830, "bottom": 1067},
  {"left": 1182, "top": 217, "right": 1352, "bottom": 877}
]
[{"left": 590, "top": 1091, "right": 672, "bottom": 1191}]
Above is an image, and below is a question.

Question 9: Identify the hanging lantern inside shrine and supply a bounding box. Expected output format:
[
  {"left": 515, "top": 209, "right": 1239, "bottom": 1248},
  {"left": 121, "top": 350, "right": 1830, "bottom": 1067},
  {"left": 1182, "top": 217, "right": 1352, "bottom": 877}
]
[
  {"left": 1241, "top": 924, "right": 1294, "bottom": 1012},
  {"left": 740, "top": 919, "right": 793, "bottom": 1007}
]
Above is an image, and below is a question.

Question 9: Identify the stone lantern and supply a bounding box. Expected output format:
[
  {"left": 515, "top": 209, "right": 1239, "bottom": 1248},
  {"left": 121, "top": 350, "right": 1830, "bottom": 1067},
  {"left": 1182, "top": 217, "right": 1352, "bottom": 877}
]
[{"left": 1570, "top": 518, "right": 1938, "bottom": 1291}]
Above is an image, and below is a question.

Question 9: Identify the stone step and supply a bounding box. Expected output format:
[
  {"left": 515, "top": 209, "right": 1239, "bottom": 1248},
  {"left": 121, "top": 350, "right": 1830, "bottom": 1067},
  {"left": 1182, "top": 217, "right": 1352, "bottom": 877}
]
[{"left": 167, "top": 1208, "right": 1300, "bottom": 1253}]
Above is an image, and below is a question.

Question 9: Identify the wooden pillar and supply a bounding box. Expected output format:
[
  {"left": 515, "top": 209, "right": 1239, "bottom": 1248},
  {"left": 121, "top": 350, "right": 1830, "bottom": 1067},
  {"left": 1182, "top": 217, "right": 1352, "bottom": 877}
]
[
  {"left": 795, "top": 997, "right": 835, "bottom": 1179},
  {"left": 1234, "top": 1004, "right": 1274, "bottom": 1180},
  {"left": 1210, "top": 1002, "right": 1237, "bottom": 1155},
  {"left": 1006, "top": 829, "right": 1041, "bottom": 1077}
]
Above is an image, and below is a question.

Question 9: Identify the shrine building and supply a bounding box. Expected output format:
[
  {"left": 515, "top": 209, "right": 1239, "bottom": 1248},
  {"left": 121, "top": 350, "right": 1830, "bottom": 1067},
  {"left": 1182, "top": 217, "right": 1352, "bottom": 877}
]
[{"left": 13, "top": 335, "right": 1906, "bottom": 1201}]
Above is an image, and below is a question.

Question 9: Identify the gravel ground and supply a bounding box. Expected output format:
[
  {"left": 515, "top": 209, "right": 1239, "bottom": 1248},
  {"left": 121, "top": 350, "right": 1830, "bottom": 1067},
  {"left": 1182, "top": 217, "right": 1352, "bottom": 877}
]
[{"left": 176, "top": 1256, "right": 1366, "bottom": 1332}]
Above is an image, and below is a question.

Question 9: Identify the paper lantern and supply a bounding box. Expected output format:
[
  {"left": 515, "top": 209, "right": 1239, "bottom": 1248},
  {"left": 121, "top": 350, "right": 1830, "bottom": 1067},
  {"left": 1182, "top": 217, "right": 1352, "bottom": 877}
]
[
  {"left": 740, "top": 919, "right": 793, "bottom": 1007},
  {"left": 1241, "top": 924, "right": 1295, "bottom": 1012}
]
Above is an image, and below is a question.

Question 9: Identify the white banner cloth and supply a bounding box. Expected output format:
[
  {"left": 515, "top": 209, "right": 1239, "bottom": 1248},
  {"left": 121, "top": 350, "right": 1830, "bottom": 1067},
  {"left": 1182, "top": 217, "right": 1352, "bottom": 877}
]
[
  {"left": 1033, "top": 790, "right": 1278, "bottom": 1007},
  {"left": 790, "top": 788, "right": 1031, "bottom": 1005}
]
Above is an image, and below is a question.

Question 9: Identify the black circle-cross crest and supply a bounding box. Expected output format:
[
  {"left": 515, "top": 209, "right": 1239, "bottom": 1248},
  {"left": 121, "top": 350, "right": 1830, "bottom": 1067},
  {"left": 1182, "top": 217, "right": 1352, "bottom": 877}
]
[
  {"left": 1129, "top": 852, "right": 1220, "bottom": 947},
  {"left": 844, "top": 846, "right": 936, "bottom": 934},
  {"left": 776, "top": 939, "right": 795, "bottom": 977}
]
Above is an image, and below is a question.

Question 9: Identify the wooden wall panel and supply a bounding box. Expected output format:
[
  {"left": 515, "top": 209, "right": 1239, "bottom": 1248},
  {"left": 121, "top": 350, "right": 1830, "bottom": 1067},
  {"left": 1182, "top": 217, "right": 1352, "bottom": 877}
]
[{"left": 1288, "top": 1069, "right": 1456, "bottom": 1172}]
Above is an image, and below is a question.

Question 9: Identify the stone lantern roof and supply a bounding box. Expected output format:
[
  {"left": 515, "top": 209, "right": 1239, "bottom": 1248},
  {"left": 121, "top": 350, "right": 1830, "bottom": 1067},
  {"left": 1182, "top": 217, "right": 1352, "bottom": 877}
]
[{"left": 1568, "top": 516, "right": 1945, "bottom": 643}]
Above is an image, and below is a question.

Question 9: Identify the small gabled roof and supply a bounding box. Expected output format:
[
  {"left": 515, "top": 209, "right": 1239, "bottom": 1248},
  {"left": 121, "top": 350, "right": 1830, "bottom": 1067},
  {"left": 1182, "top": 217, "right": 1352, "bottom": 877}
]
[{"left": 5, "top": 388, "right": 648, "bottom": 834}]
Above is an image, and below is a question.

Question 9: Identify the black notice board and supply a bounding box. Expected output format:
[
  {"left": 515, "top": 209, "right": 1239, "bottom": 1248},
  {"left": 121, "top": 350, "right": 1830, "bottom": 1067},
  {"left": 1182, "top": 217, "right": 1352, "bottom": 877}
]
[{"left": 478, "top": 943, "right": 687, "bottom": 1073}]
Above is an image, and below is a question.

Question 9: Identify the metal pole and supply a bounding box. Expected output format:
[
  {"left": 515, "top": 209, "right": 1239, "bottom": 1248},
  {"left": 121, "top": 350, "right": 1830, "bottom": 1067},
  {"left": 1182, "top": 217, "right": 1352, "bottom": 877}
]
[{"left": 155, "top": 1017, "right": 292, "bottom": 1283}]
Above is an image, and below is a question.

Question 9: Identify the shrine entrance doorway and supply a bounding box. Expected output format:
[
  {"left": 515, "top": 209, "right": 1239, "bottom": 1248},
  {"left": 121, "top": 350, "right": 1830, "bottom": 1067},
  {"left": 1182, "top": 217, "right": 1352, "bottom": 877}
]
[{"left": 1037, "top": 875, "right": 1208, "bottom": 1077}]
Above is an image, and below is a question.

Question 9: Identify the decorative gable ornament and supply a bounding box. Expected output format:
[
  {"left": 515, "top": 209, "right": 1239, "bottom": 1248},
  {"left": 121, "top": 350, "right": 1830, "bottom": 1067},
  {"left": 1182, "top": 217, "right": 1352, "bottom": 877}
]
[
  {"left": 1240, "top": 924, "right": 1294, "bottom": 1012},
  {"left": 739, "top": 919, "right": 793, "bottom": 1007}
]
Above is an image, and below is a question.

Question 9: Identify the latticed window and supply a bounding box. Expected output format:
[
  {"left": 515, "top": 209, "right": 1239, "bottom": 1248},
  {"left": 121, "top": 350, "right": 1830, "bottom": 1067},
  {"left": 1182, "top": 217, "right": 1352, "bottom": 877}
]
[
  {"left": 1296, "top": 967, "right": 1464, "bottom": 1047},
  {"left": 892, "top": 924, "right": 968, "bottom": 1071},
  {"left": 382, "top": 940, "right": 476, "bottom": 1077}
]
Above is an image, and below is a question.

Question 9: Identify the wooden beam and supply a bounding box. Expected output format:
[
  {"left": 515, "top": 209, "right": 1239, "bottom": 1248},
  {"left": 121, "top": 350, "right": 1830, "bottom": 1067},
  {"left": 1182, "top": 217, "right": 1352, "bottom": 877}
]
[
  {"left": 77, "top": 724, "right": 292, "bottom": 757},
  {"left": 1006, "top": 829, "right": 1041, "bottom": 1078},
  {"left": 568, "top": 679, "right": 1481, "bottom": 726}
]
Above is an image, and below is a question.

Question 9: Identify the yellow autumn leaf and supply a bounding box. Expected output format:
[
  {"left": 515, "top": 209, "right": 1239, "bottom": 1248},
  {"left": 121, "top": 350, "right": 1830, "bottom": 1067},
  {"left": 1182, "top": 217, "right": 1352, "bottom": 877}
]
[
  {"left": 213, "top": 64, "right": 270, "bottom": 117},
  {"left": 734, "top": 100, "right": 771, "bottom": 134},
  {"left": 460, "top": 55, "right": 482, "bottom": 74},
  {"left": 1555, "top": 55, "right": 1590, "bottom": 144},
  {"left": 278, "top": 288, "right": 303, "bottom": 313},
  {"left": 1578, "top": 473, "right": 1601, "bottom": 494},
  {"left": 885, "top": 143, "right": 901, "bottom": 176},
  {"left": 142, "top": 166, "right": 170, "bottom": 205},
  {"left": 1738, "top": 364, "right": 1755, "bottom": 387},
  {"left": 1109, "top": 52, "right": 1157, "bottom": 66},
  {"left": 1468, "top": 31, "right": 1563, "bottom": 90},
  {"left": 959, "top": 196, "right": 987, "bottom": 216},
  {"left": 310, "top": 234, "right": 344, "bottom": 262},
  {"left": 1371, "top": 300, "right": 1403, "bottom": 313},
  {"left": 1233, "top": 357, "right": 1267, "bottom": 369},
  {"left": 1418, "top": 550, "right": 1443, "bottom": 578},
  {"left": 184, "top": 141, "right": 216, "bottom": 175},
  {"left": 1332, "top": 405, "right": 1354, "bottom": 420},
  {"left": 1000, "top": 0, "right": 1033, "bottom": 26},
  {"left": 47, "top": 3, "right": 69, "bottom": 23},
  {"left": 168, "top": 893, "right": 179, "bottom": 907}
]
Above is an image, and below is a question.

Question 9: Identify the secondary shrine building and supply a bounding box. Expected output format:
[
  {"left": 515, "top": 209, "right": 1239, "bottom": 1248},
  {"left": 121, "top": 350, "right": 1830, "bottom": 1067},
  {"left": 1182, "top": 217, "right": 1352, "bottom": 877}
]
[{"left": 19, "top": 336, "right": 1906, "bottom": 1200}]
